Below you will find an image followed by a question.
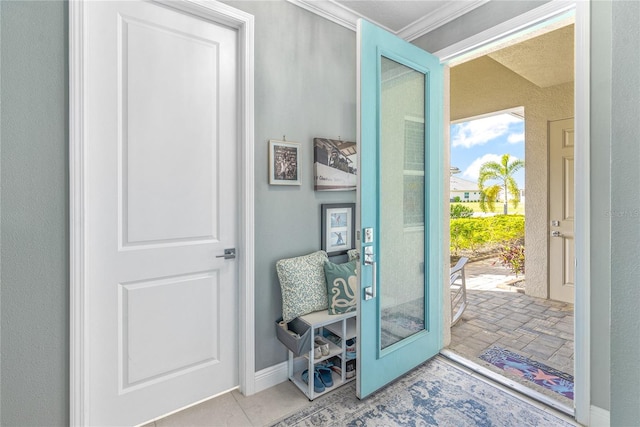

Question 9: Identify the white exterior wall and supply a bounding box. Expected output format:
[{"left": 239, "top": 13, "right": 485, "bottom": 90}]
[{"left": 451, "top": 190, "right": 481, "bottom": 202}]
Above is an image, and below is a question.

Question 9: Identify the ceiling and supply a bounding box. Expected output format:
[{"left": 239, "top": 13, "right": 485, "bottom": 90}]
[
  {"left": 287, "top": 0, "right": 489, "bottom": 40},
  {"left": 288, "top": 0, "right": 575, "bottom": 88},
  {"left": 488, "top": 24, "right": 574, "bottom": 88},
  {"left": 336, "top": 0, "right": 450, "bottom": 31}
]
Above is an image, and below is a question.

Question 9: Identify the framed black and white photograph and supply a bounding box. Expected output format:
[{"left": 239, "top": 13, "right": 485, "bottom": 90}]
[
  {"left": 269, "top": 140, "right": 301, "bottom": 185},
  {"left": 313, "top": 137, "right": 357, "bottom": 191},
  {"left": 321, "top": 203, "right": 355, "bottom": 256}
]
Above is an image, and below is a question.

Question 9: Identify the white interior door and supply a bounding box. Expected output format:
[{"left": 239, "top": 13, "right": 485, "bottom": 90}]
[
  {"left": 549, "top": 118, "right": 574, "bottom": 303},
  {"left": 83, "top": 1, "right": 239, "bottom": 424}
]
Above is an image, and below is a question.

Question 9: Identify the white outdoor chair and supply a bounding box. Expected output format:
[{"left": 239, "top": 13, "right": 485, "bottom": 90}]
[{"left": 450, "top": 257, "right": 469, "bottom": 326}]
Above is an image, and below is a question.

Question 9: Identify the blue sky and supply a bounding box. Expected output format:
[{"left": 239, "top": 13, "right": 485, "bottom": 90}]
[{"left": 450, "top": 113, "right": 525, "bottom": 189}]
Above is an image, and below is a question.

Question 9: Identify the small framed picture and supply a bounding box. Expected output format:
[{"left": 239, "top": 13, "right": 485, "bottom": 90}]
[
  {"left": 269, "top": 140, "right": 301, "bottom": 185},
  {"left": 321, "top": 203, "right": 355, "bottom": 256},
  {"left": 313, "top": 137, "right": 357, "bottom": 191}
]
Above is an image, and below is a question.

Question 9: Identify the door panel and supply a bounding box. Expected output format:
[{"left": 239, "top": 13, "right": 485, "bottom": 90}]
[
  {"left": 549, "top": 118, "right": 575, "bottom": 303},
  {"left": 123, "top": 15, "right": 219, "bottom": 244},
  {"left": 85, "top": 1, "right": 238, "bottom": 424},
  {"left": 357, "top": 20, "right": 444, "bottom": 399},
  {"left": 122, "top": 272, "right": 219, "bottom": 387}
]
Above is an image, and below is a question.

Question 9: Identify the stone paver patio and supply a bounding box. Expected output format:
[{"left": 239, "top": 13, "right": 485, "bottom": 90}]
[{"left": 449, "top": 257, "right": 574, "bottom": 406}]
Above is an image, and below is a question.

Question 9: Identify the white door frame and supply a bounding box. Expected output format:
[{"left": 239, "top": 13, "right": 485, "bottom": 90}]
[
  {"left": 434, "top": 1, "right": 590, "bottom": 425},
  {"left": 69, "top": 1, "right": 255, "bottom": 424}
]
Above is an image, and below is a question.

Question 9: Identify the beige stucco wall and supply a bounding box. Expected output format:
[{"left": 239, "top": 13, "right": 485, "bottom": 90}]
[{"left": 450, "top": 56, "right": 574, "bottom": 299}]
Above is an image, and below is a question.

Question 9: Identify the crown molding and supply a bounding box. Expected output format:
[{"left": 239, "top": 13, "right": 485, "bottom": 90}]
[
  {"left": 434, "top": 0, "right": 575, "bottom": 64},
  {"left": 286, "top": 0, "right": 488, "bottom": 40},
  {"left": 286, "top": 0, "right": 360, "bottom": 32},
  {"left": 398, "top": 0, "right": 490, "bottom": 41}
]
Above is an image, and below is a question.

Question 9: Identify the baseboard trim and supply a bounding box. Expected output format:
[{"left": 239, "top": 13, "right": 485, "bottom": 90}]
[
  {"left": 254, "top": 362, "right": 288, "bottom": 394},
  {"left": 590, "top": 405, "right": 610, "bottom": 427},
  {"left": 254, "top": 359, "right": 311, "bottom": 394}
]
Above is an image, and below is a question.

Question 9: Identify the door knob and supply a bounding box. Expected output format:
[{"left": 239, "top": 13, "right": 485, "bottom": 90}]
[
  {"left": 216, "top": 248, "right": 236, "bottom": 259},
  {"left": 551, "top": 231, "right": 562, "bottom": 237}
]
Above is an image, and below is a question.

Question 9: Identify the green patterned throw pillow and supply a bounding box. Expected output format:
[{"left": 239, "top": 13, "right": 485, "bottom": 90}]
[
  {"left": 324, "top": 259, "right": 358, "bottom": 315},
  {"left": 276, "top": 251, "right": 329, "bottom": 322}
]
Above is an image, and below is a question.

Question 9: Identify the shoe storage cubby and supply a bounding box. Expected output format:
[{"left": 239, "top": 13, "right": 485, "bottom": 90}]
[{"left": 286, "top": 310, "right": 357, "bottom": 400}]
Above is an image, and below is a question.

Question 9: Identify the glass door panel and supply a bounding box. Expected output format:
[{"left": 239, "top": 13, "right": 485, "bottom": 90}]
[{"left": 380, "top": 57, "right": 426, "bottom": 350}]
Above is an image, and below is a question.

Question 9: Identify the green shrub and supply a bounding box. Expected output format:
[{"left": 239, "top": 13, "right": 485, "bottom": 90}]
[
  {"left": 483, "top": 215, "right": 525, "bottom": 243},
  {"left": 450, "top": 204, "right": 474, "bottom": 219},
  {"left": 450, "top": 215, "right": 524, "bottom": 255},
  {"left": 453, "top": 196, "right": 461, "bottom": 202},
  {"left": 450, "top": 219, "right": 487, "bottom": 255}
]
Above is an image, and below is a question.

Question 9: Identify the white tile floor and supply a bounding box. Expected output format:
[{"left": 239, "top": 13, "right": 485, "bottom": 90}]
[{"left": 143, "top": 381, "right": 310, "bottom": 427}]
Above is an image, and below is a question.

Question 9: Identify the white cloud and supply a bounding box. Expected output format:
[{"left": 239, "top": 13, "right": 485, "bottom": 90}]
[
  {"left": 452, "top": 113, "right": 522, "bottom": 148},
  {"left": 463, "top": 154, "right": 502, "bottom": 181},
  {"left": 507, "top": 132, "right": 525, "bottom": 144},
  {"left": 463, "top": 153, "right": 524, "bottom": 184}
]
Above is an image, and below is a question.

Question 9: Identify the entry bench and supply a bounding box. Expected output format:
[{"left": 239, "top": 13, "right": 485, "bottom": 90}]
[
  {"left": 274, "top": 249, "right": 358, "bottom": 399},
  {"left": 277, "top": 310, "right": 356, "bottom": 400}
]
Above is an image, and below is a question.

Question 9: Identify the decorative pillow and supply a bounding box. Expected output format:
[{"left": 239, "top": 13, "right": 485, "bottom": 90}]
[
  {"left": 347, "top": 249, "right": 359, "bottom": 261},
  {"left": 276, "top": 251, "right": 329, "bottom": 322},
  {"left": 324, "top": 259, "right": 358, "bottom": 315}
]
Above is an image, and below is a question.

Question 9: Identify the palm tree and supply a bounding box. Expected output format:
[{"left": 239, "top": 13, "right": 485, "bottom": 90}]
[{"left": 478, "top": 154, "right": 524, "bottom": 214}]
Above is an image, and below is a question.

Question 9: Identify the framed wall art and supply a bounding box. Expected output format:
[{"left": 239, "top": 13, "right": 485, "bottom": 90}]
[
  {"left": 269, "top": 139, "right": 301, "bottom": 185},
  {"left": 321, "top": 203, "right": 355, "bottom": 256},
  {"left": 313, "top": 137, "right": 357, "bottom": 191}
]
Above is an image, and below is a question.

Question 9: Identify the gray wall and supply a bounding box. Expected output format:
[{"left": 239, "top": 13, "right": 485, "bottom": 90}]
[
  {"left": 610, "top": 2, "right": 640, "bottom": 424},
  {"left": 590, "top": 0, "right": 612, "bottom": 413},
  {"left": 0, "top": 2, "right": 355, "bottom": 425},
  {"left": 222, "top": 1, "right": 357, "bottom": 370},
  {"left": 3, "top": 0, "right": 640, "bottom": 423},
  {"left": 1, "top": 1, "right": 69, "bottom": 425},
  {"left": 0, "top": 1, "right": 355, "bottom": 424}
]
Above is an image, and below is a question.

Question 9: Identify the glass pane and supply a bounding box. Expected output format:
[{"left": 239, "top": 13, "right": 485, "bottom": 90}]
[{"left": 379, "top": 56, "right": 426, "bottom": 350}]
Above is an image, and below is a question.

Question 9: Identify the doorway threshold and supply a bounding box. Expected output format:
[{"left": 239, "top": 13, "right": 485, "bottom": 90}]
[{"left": 440, "top": 349, "right": 574, "bottom": 417}]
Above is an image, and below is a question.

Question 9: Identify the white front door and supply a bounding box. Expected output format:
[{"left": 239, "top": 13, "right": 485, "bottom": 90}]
[
  {"left": 549, "top": 118, "right": 574, "bottom": 303},
  {"left": 83, "top": 1, "right": 239, "bottom": 424}
]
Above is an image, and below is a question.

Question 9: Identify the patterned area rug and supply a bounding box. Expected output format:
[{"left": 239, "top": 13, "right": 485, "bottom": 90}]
[
  {"left": 271, "top": 357, "right": 574, "bottom": 427},
  {"left": 380, "top": 312, "right": 424, "bottom": 348},
  {"left": 479, "top": 346, "right": 574, "bottom": 400},
  {"left": 380, "top": 299, "right": 424, "bottom": 349}
]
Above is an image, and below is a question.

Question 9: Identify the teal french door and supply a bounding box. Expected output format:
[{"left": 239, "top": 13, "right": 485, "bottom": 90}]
[{"left": 357, "top": 19, "right": 444, "bottom": 399}]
